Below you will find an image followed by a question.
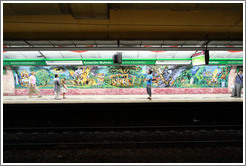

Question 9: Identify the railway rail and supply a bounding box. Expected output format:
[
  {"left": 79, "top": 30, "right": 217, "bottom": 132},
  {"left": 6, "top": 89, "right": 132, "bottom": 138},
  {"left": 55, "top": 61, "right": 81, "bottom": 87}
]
[
  {"left": 4, "top": 140, "right": 242, "bottom": 147},
  {"left": 3, "top": 124, "right": 243, "bottom": 132},
  {"left": 4, "top": 124, "right": 243, "bottom": 147}
]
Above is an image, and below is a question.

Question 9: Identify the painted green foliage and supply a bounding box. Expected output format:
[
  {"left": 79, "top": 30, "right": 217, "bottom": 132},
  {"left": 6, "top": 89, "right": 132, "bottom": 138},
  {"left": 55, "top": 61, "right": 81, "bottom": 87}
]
[
  {"left": 172, "top": 65, "right": 231, "bottom": 88},
  {"left": 11, "top": 65, "right": 232, "bottom": 89}
]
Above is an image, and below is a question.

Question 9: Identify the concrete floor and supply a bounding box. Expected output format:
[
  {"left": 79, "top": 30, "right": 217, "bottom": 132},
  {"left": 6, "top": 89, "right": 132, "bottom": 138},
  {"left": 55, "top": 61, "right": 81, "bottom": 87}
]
[{"left": 3, "top": 94, "right": 243, "bottom": 104}]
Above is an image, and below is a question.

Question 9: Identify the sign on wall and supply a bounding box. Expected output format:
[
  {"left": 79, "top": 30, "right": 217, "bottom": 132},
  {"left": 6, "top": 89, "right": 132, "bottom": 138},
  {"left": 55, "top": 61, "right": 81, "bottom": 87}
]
[
  {"left": 192, "top": 51, "right": 206, "bottom": 66},
  {"left": 3, "top": 58, "right": 243, "bottom": 66}
]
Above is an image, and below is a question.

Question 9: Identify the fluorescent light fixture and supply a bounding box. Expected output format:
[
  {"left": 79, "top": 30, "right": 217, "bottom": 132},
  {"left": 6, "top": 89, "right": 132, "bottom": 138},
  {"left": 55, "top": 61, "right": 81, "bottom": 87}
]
[
  {"left": 46, "top": 61, "right": 83, "bottom": 66},
  {"left": 156, "top": 60, "right": 191, "bottom": 65}
]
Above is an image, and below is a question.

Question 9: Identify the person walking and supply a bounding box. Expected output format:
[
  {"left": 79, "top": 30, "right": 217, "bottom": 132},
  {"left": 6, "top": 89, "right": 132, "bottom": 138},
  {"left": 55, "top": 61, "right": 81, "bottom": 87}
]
[
  {"left": 231, "top": 70, "right": 243, "bottom": 98},
  {"left": 61, "top": 78, "right": 68, "bottom": 99},
  {"left": 29, "top": 71, "right": 42, "bottom": 98},
  {"left": 54, "top": 74, "right": 61, "bottom": 100},
  {"left": 146, "top": 70, "right": 153, "bottom": 100}
]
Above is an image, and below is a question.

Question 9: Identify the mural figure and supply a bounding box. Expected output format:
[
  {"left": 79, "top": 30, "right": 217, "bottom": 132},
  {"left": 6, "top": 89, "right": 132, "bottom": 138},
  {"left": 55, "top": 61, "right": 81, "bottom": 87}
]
[{"left": 12, "top": 65, "right": 232, "bottom": 89}]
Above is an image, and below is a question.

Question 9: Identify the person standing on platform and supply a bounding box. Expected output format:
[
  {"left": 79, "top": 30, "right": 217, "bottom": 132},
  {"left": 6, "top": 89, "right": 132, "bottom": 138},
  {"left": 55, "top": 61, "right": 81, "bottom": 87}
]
[
  {"left": 61, "top": 78, "right": 68, "bottom": 99},
  {"left": 146, "top": 70, "right": 153, "bottom": 100},
  {"left": 29, "top": 71, "right": 42, "bottom": 98},
  {"left": 54, "top": 74, "right": 61, "bottom": 100},
  {"left": 231, "top": 70, "right": 243, "bottom": 98}
]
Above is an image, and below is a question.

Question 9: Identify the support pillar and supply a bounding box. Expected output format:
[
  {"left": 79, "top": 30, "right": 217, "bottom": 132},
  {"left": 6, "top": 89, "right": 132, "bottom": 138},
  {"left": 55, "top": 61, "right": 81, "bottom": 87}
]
[
  {"left": 3, "top": 66, "right": 15, "bottom": 95},
  {"left": 227, "top": 66, "right": 237, "bottom": 93}
]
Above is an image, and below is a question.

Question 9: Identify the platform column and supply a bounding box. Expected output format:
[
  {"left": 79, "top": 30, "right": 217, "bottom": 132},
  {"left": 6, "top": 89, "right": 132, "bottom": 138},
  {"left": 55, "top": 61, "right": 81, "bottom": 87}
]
[
  {"left": 227, "top": 66, "right": 237, "bottom": 93},
  {"left": 3, "top": 66, "right": 15, "bottom": 95}
]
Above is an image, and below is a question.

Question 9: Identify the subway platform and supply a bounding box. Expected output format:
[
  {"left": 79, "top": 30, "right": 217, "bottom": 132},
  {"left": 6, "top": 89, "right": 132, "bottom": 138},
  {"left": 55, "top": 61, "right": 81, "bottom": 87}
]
[{"left": 3, "top": 94, "right": 243, "bottom": 104}]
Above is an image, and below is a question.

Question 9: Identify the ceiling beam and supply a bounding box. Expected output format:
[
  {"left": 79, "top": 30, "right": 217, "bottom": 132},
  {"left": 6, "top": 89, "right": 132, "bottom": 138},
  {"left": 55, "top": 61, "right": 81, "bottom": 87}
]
[{"left": 3, "top": 47, "right": 243, "bottom": 51}]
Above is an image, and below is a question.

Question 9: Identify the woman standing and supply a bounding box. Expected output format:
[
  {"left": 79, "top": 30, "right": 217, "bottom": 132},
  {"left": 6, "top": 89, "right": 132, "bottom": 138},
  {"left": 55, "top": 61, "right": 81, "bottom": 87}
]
[
  {"left": 29, "top": 72, "right": 42, "bottom": 98},
  {"left": 61, "top": 78, "right": 68, "bottom": 99}
]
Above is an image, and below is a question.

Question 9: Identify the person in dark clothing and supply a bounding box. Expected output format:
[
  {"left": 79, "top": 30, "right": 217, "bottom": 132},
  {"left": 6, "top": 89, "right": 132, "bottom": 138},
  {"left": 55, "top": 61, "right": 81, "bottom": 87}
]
[{"left": 231, "top": 70, "right": 243, "bottom": 98}]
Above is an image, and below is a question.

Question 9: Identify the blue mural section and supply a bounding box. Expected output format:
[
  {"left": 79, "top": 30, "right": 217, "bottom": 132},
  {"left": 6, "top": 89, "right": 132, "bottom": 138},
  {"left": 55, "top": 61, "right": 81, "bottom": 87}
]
[{"left": 11, "top": 65, "right": 231, "bottom": 89}]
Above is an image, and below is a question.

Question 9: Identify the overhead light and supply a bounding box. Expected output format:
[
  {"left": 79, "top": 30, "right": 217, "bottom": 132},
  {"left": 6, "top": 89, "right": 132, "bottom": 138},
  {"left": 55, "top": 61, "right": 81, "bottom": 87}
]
[
  {"left": 46, "top": 61, "right": 83, "bottom": 66},
  {"left": 156, "top": 60, "right": 191, "bottom": 65}
]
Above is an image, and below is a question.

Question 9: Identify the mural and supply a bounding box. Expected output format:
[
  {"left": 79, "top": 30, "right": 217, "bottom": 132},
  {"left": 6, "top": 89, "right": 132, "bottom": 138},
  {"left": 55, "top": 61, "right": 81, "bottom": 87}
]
[{"left": 11, "top": 65, "right": 231, "bottom": 89}]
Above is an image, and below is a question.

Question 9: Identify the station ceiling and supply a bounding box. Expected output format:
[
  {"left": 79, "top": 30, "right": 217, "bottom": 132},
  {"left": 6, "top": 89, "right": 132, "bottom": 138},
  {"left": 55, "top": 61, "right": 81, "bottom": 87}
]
[
  {"left": 3, "top": 50, "right": 243, "bottom": 60},
  {"left": 3, "top": 40, "right": 243, "bottom": 50},
  {"left": 3, "top": 40, "right": 243, "bottom": 59},
  {"left": 3, "top": 3, "right": 243, "bottom": 40},
  {"left": 3, "top": 39, "right": 243, "bottom": 60}
]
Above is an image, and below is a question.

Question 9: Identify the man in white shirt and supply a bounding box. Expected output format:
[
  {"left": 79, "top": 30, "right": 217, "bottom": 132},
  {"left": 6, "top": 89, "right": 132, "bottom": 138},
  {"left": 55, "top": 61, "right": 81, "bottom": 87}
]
[{"left": 54, "top": 74, "right": 61, "bottom": 100}]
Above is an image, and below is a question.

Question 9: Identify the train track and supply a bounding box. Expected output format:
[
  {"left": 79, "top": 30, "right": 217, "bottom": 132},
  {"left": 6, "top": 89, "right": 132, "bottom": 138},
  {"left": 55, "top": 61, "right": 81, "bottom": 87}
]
[
  {"left": 4, "top": 140, "right": 242, "bottom": 147},
  {"left": 4, "top": 124, "right": 243, "bottom": 147},
  {"left": 3, "top": 124, "right": 242, "bottom": 132}
]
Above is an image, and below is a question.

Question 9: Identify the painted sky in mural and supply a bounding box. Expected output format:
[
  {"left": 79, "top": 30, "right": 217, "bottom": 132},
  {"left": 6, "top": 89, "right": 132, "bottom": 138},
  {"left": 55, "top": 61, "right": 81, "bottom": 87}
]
[{"left": 11, "top": 65, "right": 231, "bottom": 89}]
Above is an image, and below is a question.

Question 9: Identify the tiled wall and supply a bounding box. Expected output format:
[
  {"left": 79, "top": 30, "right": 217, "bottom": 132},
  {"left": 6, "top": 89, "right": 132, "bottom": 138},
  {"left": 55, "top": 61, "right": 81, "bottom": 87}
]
[
  {"left": 3, "top": 88, "right": 230, "bottom": 96},
  {"left": 228, "top": 66, "right": 237, "bottom": 93},
  {"left": 3, "top": 67, "right": 15, "bottom": 95},
  {"left": 12, "top": 65, "right": 232, "bottom": 89},
  {"left": 2, "top": 67, "right": 239, "bottom": 96}
]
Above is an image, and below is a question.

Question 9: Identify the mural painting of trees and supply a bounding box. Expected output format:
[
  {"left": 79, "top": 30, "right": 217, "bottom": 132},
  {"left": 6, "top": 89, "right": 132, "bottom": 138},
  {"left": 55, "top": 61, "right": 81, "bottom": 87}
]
[{"left": 12, "top": 65, "right": 233, "bottom": 89}]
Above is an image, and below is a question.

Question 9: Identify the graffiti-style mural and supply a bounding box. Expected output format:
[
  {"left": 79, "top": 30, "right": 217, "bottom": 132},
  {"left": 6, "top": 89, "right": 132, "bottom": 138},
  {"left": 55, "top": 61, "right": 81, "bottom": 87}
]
[{"left": 11, "top": 65, "right": 231, "bottom": 89}]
